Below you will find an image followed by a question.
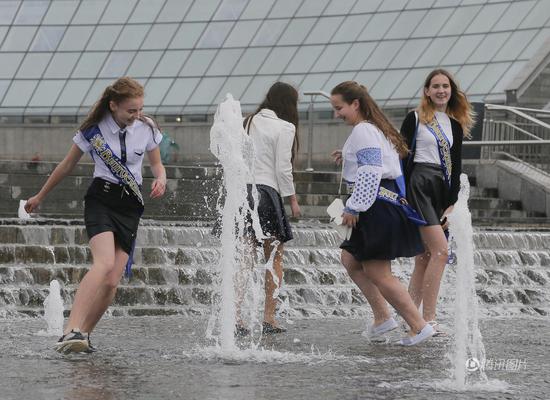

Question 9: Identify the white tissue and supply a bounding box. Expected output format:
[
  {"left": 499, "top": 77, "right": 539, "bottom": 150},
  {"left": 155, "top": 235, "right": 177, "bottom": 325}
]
[{"left": 18, "top": 200, "right": 31, "bottom": 219}]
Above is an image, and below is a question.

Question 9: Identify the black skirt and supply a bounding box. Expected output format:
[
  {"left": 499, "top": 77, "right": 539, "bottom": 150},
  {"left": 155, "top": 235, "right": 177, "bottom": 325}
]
[
  {"left": 84, "top": 178, "right": 144, "bottom": 254},
  {"left": 340, "top": 180, "right": 424, "bottom": 261},
  {"left": 407, "top": 163, "right": 449, "bottom": 226},
  {"left": 247, "top": 184, "right": 293, "bottom": 244}
]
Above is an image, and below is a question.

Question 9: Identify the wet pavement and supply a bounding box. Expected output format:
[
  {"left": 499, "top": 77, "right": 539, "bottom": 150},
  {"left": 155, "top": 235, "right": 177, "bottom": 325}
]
[{"left": 1, "top": 316, "right": 549, "bottom": 400}]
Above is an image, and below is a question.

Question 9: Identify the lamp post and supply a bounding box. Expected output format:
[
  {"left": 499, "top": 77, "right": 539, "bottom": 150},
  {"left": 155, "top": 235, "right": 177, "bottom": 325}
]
[{"left": 303, "top": 90, "right": 330, "bottom": 172}]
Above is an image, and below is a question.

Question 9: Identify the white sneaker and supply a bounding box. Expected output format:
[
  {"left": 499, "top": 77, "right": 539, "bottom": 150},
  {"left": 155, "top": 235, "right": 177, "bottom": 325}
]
[
  {"left": 398, "top": 324, "right": 435, "bottom": 346},
  {"left": 427, "top": 320, "right": 447, "bottom": 337},
  {"left": 363, "top": 317, "right": 398, "bottom": 341}
]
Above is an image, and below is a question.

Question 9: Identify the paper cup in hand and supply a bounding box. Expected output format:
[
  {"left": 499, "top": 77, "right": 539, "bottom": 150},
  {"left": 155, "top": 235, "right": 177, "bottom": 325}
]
[{"left": 18, "top": 200, "right": 31, "bottom": 219}]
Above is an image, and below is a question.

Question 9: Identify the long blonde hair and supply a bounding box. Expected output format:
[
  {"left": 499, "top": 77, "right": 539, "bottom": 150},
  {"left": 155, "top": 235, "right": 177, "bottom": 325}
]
[
  {"left": 331, "top": 81, "right": 408, "bottom": 158},
  {"left": 418, "top": 69, "right": 475, "bottom": 138},
  {"left": 79, "top": 76, "right": 158, "bottom": 134}
]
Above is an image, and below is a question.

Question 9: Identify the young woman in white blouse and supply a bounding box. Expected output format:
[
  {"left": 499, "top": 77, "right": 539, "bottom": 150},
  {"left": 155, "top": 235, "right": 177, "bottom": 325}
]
[
  {"left": 330, "top": 81, "right": 434, "bottom": 346},
  {"left": 241, "top": 82, "right": 301, "bottom": 335},
  {"left": 400, "top": 69, "right": 474, "bottom": 333},
  {"left": 26, "top": 77, "right": 166, "bottom": 353}
]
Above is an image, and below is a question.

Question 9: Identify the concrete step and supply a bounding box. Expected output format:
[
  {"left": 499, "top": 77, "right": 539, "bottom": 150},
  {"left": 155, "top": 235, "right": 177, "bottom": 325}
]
[{"left": 0, "top": 160, "right": 221, "bottom": 180}]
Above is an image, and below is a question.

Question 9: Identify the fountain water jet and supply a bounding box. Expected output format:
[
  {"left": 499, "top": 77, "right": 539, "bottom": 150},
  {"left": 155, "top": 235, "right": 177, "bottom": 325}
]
[
  {"left": 448, "top": 174, "right": 488, "bottom": 387},
  {"left": 206, "top": 94, "right": 263, "bottom": 352}
]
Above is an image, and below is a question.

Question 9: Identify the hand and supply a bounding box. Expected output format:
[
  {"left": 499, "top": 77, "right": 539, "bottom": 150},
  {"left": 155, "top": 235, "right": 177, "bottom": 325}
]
[
  {"left": 290, "top": 201, "right": 301, "bottom": 218},
  {"left": 331, "top": 149, "right": 342, "bottom": 166},
  {"left": 25, "top": 195, "right": 42, "bottom": 213},
  {"left": 342, "top": 212, "right": 358, "bottom": 228},
  {"left": 150, "top": 177, "right": 166, "bottom": 199},
  {"left": 440, "top": 205, "right": 454, "bottom": 230}
]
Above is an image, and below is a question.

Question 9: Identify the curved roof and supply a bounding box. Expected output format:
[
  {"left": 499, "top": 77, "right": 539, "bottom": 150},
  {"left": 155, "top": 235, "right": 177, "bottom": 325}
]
[{"left": 0, "top": 0, "right": 549, "bottom": 116}]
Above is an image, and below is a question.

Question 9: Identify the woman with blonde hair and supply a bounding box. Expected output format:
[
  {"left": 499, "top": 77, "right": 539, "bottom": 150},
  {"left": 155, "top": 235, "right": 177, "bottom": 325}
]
[
  {"left": 26, "top": 77, "right": 166, "bottom": 353},
  {"left": 331, "top": 81, "right": 434, "bottom": 345},
  {"left": 400, "top": 69, "right": 475, "bottom": 333}
]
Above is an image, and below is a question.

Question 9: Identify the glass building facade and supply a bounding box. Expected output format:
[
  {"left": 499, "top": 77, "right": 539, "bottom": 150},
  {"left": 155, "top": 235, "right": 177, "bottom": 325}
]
[{"left": 0, "top": 0, "right": 549, "bottom": 118}]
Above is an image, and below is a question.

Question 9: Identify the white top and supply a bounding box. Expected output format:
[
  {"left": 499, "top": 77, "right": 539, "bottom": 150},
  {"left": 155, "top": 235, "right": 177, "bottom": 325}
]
[
  {"left": 73, "top": 113, "right": 163, "bottom": 185},
  {"left": 342, "top": 122, "right": 402, "bottom": 214},
  {"left": 247, "top": 108, "right": 296, "bottom": 197},
  {"left": 414, "top": 111, "right": 453, "bottom": 164}
]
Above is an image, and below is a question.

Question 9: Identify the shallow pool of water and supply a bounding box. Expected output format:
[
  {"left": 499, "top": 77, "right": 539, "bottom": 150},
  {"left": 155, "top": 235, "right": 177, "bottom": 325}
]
[{"left": 1, "top": 316, "right": 548, "bottom": 400}]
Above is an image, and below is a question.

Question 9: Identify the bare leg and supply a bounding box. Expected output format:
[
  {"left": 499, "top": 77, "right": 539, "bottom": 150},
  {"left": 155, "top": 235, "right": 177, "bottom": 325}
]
[
  {"left": 341, "top": 250, "right": 391, "bottom": 325},
  {"left": 408, "top": 252, "right": 429, "bottom": 309},
  {"left": 235, "top": 236, "right": 256, "bottom": 327},
  {"left": 80, "top": 244, "right": 128, "bottom": 334},
  {"left": 414, "top": 225, "right": 448, "bottom": 321},
  {"left": 362, "top": 260, "right": 427, "bottom": 333},
  {"left": 263, "top": 239, "right": 283, "bottom": 326},
  {"left": 64, "top": 232, "right": 119, "bottom": 334}
]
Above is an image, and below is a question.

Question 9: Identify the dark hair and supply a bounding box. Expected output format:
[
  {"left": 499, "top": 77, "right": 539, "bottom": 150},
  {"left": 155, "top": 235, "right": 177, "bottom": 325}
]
[
  {"left": 331, "top": 81, "right": 408, "bottom": 158},
  {"left": 244, "top": 82, "right": 300, "bottom": 164},
  {"left": 419, "top": 69, "right": 475, "bottom": 138},
  {"left": 79, "top": 76, "right": 159, "bottom": 139}
]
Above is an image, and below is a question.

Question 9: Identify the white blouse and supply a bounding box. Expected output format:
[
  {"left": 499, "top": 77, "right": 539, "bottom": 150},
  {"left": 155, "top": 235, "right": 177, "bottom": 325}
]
[
  {"left": 342, "top": 122, "right": 402, "bottom": 214},
  {"left": 414, "top": 111, "right": 453, "bottom": 165},
  {"left": 73, "top": 113, "right": 162, "bottom": 185},
  {"left": 247, "top": 108, "right": 296, "bottom": 197}
]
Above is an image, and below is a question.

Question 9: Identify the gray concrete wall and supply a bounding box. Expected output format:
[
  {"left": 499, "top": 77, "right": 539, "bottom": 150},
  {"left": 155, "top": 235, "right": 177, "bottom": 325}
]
[
  {"left": 0, "top": 121, "right": 352, "bottom": 170},
  {"left": 475, "top": 159, "right": 550, "bottom": 217}
]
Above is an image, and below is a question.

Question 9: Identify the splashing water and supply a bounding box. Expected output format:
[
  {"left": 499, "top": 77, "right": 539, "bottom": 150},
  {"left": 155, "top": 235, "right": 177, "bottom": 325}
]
[
  {"left": 206, "top": 94, "right": 264, "bottom": 352},
  {"left": 40, "top": 280, "right": 64, "bottom": 336},
  {"left": 448, "top": 174, "right": 488, "bottom": 388}
]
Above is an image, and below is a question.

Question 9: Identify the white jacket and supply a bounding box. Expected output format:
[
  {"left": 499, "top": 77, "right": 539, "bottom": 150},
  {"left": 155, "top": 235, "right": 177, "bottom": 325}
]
[{"left": 247, "top": 108, "right": 296, "bottom": 197}]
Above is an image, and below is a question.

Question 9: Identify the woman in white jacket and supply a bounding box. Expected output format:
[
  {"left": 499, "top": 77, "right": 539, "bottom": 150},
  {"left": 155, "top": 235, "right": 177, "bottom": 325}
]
[{"left": 242, "top": 82, "right": 301, "bottom": 335}]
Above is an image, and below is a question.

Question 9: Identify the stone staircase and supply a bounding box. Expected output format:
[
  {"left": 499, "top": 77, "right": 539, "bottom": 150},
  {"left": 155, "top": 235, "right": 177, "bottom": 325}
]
[
  {"left": 0, "top": 160, "right": 547, "bottom": 225},
  {"left": 1, "top": 219, "right": 549, "bottom": 319}
]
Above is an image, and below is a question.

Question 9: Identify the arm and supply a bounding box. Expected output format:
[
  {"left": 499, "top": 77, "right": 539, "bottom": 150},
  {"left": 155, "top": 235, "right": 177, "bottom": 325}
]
[
  {"left": 341, "top": 125, "right": 384, "bottom": 227},
  {"left": 25, "top": 144, "right": 84, "bottom": 212},
  {"left": 400, "top": 111, "right": 417, "bottom": 149},
  {"left": 275, "top": 124, "right": 296, "bottom": 198},
  {"left": 275, "top": 124, "right": 300, "bottom": 217},
  {"left": 147, "top": 147, "right": 166, "bottom": 199},
  {"left": 447, "top": 120, "right": 463, "bottom": 207},
  {"left": 344, "top": 147, "right": 383, "bottom": 215},
  {"left": 400, "top": 111, "right": 417, "bottom": 182}
]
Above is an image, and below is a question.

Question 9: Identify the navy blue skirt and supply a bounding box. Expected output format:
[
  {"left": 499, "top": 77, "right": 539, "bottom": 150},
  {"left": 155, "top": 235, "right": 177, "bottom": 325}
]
[
  {"left": 247, "top": 184, "right": 293, "bottom": 244},
  {"left": 84, "top": 178, "right": 143, "bottom": 255},
  {"left": 340, "top": 180, "right": 424, "bottom": 261}
]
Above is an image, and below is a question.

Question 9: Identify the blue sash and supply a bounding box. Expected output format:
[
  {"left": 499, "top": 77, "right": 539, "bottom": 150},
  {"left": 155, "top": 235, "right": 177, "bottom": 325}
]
[
  {"left": 425, "top": 117, "right": 452, "bottom": 189},
  {"left": 345, "top": 180, "right": 426, "bottom": 226},
  {"left": 82, "top": 125, "right": 143, "bottom": 276},
  {"left": 82, "top": 125, "right": 144, "bottom": 206},
  {"left": 376, "top": 184, "right": 427, "bottom": 226}
]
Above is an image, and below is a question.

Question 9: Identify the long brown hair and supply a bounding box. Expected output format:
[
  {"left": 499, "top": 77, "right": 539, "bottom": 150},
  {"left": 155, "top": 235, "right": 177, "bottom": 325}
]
[
  {"left": 79, "top": 76, "right": 159, "bottom": 135},
  {"left": 331, "top": 81, "right": 408, "bottom": 158},
  {"left": 418, "top": 69, "right": 475, "bottom": 138},
  {"left": 244, "top": 81, "right": 300, "bottom": 164}
]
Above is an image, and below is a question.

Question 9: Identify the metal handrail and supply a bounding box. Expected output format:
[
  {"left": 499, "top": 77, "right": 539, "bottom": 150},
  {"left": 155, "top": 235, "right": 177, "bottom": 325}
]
[
  {"left": 488, "top": 121, "right": 544, "bottom": 141},
  {"left": 485, "top": 104, "right": 550, "bottom": 115},
  {"left": 463, "top": 140, "right": 550, "bottom": 146},
  {"left": 303, "top": 91, "right": 331, "bottom": 171},
  {"left": 485, "top": 104, "right": 550, "bottom": 130}
]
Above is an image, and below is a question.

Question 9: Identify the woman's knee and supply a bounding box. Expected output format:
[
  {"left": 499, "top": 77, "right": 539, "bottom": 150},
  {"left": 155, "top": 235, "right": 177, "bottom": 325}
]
[
  {"left": 341, "top": 252, "right": 361, "bottom": 274},
  {"left": 428, "top": 246, "right": 448, "bottom": 263},
  {"left": 92, "top": 259, "right": 121, "bottom": 289},
  {"left": 105, "top": 272, "right": 122, "bottom": 289}
]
